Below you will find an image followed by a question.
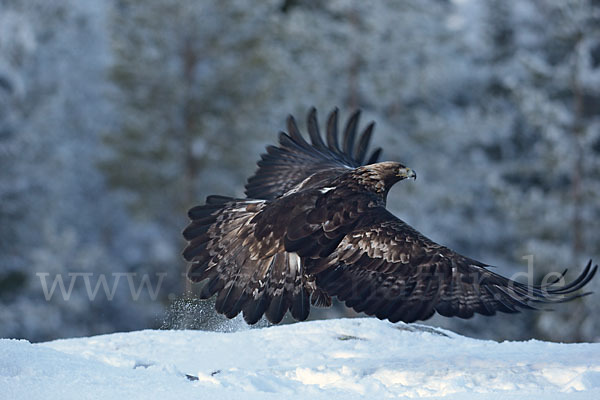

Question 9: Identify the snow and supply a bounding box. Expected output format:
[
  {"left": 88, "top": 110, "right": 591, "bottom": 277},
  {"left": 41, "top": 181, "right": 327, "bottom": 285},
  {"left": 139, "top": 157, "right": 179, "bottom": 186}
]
[{"left": 1, "top": 318, "right": 599, "bottom": 399}]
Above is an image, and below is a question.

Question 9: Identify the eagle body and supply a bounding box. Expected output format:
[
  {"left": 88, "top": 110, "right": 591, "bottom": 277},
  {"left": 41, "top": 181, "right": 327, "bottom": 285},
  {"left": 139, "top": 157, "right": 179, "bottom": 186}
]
[{"left": 183, "top": 108, "right": 596, "bottom": 325}]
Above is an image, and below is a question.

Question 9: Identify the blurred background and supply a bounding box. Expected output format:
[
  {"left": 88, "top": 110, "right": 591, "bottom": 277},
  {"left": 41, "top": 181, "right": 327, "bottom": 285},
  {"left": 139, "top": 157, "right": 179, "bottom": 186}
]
[{"left": 1, "top": 0, "right": 599, "bottom": 343}]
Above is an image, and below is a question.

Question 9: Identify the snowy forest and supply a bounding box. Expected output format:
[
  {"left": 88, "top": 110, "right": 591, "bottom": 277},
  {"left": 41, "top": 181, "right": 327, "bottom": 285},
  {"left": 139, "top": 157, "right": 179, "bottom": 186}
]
[{"left": 1, "top": 0, "right": 599, "bottom": 343}]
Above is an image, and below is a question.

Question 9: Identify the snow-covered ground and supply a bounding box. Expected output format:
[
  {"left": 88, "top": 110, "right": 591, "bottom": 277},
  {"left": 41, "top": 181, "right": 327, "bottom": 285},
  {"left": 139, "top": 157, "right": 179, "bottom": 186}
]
[{"left": 1, "top": 318, "right": 599, "bottom": 399}]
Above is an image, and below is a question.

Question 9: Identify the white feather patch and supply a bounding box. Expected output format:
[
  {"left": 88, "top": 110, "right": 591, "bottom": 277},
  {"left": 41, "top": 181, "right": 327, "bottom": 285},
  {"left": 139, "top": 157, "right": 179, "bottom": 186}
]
[{"left": 319, "top": 186, "right": 336, "bottom": 194}]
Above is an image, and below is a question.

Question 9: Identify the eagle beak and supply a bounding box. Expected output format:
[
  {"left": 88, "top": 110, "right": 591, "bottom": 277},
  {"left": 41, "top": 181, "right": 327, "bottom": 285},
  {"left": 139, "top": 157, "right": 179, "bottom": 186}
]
[{"left": 398, "top": 167, "right": 417, "bottom": 180}]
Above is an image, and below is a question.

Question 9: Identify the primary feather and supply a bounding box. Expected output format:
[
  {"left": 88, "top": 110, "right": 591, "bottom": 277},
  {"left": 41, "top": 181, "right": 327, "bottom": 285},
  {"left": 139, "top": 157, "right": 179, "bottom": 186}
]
[{"left": 183, "top": 108, "right": 597, "bottom": 325}]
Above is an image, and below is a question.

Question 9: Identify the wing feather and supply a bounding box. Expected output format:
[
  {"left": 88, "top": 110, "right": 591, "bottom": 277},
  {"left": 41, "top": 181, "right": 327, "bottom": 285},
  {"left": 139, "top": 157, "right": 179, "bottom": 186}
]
[
  {"left": 355, "top": 122, "right": 375, "bottom": 164},
  {"left": 314, "top": 208, "right": 597, "bottom": 323},
  {"left": 245, "top": 108, "right": 382, "bottom": 200},
  {"left": 185, "top": 108, "right": 596, "bottom": 327},
  {"left": 326, "top": 107, "right": 341, "bottom": 155},
  {"left": 183, "top": 198, "right": 311, "bottom": 324},
  {"left": 306, "top": 107, "right": 327, "bottom": 151},
  {"left": 342, "top": 110, "right": 360, "bottom": 160}
]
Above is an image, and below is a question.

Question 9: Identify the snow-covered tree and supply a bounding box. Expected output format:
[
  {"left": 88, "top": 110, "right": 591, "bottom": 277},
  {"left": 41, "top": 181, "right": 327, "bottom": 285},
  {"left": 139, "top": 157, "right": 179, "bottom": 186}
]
[
  {"left": 0, "top": 0, "right": 164, "bottom": 341},
  {"left": 1, "top": 0, "right": 598, "bottom": 342}
]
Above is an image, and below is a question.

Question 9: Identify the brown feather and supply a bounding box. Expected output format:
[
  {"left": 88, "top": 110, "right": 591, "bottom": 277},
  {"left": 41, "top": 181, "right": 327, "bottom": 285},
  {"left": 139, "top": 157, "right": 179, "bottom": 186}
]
[{"left": 183, "top": 108, "right": 597, "bottom": 326}]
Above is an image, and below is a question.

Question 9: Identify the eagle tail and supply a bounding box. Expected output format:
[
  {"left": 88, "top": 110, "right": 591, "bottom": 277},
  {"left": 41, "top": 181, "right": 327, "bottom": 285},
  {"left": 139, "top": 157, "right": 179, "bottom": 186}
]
[{"left": 183, "top": 197, "right": 310, "bottom": 324}]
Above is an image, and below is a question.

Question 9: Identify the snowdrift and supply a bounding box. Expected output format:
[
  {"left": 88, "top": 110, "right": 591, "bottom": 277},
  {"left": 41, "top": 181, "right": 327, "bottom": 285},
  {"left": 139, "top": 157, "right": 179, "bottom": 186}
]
[{"left": 1, "top": 318, "right": 599, "bottom": 399}]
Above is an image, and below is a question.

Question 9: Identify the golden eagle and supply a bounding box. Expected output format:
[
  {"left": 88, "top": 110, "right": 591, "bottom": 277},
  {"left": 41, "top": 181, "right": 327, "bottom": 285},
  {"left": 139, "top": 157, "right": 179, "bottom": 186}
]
[{"left": 183, "top": 108, "right": 597, "bottom": 324}]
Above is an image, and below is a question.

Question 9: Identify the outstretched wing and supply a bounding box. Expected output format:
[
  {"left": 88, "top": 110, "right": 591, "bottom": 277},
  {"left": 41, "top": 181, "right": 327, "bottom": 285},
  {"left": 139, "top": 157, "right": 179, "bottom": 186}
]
[
  {"left": 182, "top": 184, "right": 375, "bottom": 325},
  {"left": 183, "top": 196, "right": 312, "bottom": 324},
  {"left": 313, "top": 208, "right": 597, "bottom": 323},
  {"left": 245, "top": 107, "right": 382, "bottom": 200}
]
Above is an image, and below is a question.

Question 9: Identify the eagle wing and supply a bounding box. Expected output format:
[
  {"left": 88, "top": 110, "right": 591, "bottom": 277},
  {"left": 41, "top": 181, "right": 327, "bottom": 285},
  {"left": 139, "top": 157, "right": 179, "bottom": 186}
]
[
  {"left": 183, "top": 186, "right": 372, "bottom": 325},
  {"left": 185, "top": 107, "right": 596, "bottom": 325},
  {"left": 183, "top": 196, "right": 308, "bottom": 324},
  {"left": 312, "top": 207, "right": 597, "bottom": 323},
  {"left": 244, "top": 107, "right": 382, "bottom": 200},
  {"left": 185, "top": 179, "right": 596, "bottom": 325}
]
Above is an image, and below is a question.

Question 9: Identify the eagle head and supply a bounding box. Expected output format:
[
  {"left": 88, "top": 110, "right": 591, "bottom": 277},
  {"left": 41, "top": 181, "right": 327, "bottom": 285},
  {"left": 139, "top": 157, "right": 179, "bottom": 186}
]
[{"left": 354, "top": 161, "right": 416, "bottom": 195}]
